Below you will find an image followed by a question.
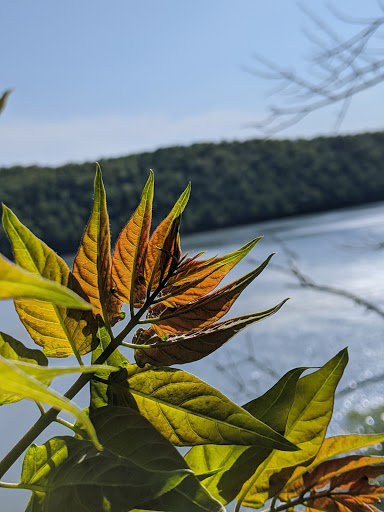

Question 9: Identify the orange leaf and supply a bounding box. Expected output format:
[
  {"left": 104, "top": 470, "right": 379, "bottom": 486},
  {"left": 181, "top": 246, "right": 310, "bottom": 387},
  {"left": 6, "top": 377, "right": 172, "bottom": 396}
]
[
  {"left": 144, "top": 184, "right": 190, "bottom": 293},
  {"left": 147, "top": 254, "right": 274, "bottom": 336},
  {"left": 112, "top": 171, "right": 154, "bottom": 307},
  {"left": 73, "top": 164, "right": 121, "bottom": 326},
  {"left": 134, "top": 299, "right": 287, "bottom": 366},
  {"left": 161, "top": 237, "right": 262, "bottom": 305}
]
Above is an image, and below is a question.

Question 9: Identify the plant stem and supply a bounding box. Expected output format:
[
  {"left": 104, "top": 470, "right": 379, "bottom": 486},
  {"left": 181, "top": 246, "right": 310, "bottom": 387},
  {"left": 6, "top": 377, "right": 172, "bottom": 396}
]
[{"left": 54, "top": 417, "right": 85, "bottom": 437}]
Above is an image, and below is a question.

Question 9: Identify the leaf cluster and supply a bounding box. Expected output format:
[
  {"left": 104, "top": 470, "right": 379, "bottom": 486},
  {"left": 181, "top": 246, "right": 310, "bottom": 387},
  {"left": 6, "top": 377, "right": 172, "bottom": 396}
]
[{"left": 0, "top": 166, "right": 383, "bottom": 512}]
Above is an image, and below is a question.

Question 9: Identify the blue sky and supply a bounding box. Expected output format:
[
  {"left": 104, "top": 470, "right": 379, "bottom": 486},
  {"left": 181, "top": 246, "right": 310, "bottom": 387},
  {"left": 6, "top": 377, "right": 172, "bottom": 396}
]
[{"left": 1, "top": 0, "right": 383, "bottom": 166}]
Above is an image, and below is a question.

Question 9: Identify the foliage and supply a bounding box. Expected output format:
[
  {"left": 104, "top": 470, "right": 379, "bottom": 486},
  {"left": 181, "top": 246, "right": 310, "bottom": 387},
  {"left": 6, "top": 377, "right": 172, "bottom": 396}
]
[
  {"left": 0, "top": 165, "right": 383, "bottom": 512},
  {"left": 2, "top": 132, "right": 384, "bottom": 258}
]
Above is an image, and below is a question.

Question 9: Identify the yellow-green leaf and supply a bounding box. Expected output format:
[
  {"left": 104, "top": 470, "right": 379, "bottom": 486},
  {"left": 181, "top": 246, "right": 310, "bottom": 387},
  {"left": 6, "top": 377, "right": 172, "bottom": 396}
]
[
  {"left": 185, "top": 368, "right": 306, "bottom": 505},
  {"left": 144, "top": 184, "right": 190, "bottom": 292},
  {"left": 149, "top": 254, "right": 274, "bottom": 336},
  {"left": 0, "top": 357, "right": 116, "bottom": 449},
  {"left": 2, "top": 205, "right": 97, "bottom": 358},
  {"left": 0, "top": 331, "right": 48, "bottom": 405},
  {"left": 72, "top": 164, "right": 122, "bottom": 326},
  {"left": 0, "top": 254, "right": 91, "bottom": 309},
  {"left": 237, "top": 348, "right": 348, "bottom": 509},
  {"left": 112, "top": 171, "right": 154, "bottom": 306},
  {"left": 134, "top": 300, "right": 288, "bottom": 366},
  {"left": 107, "top": 364, "right": 298, "bottom": 451}
]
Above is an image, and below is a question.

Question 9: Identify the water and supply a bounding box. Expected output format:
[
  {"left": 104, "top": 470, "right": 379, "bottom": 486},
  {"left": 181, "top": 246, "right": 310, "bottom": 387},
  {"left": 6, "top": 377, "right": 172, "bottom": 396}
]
[{"left": 2, "top": 201, "right": 384, "bottom": 509}]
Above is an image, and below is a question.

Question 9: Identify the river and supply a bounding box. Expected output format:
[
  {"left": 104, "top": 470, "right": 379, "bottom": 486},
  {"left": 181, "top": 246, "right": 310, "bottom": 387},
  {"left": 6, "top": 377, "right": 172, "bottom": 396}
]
[{"left": 2, "top": 201, "right": 384, "bottom": 510}]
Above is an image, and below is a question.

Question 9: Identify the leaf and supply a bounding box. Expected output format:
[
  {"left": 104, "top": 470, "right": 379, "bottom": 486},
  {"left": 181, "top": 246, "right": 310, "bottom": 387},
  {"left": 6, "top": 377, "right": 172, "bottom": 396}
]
[
  {"left": 0, "top": 357, "right": 116, "bottom": 448},
  {"left": 91, "top": 406, "right": 225, "bottom": 512},
  {"left": 72, "top": 163, "right": 122, "bottom": 326},
  {"left": 148, "top": 254, "right": 274, "bottom": 336},
  {"left": 21, "top": 436, "right": 191, "bottom": 511},
  {"left": 0, "top": 254, "right": 92, "bottom": 309},
  {"left": 0, "top": 331, "right": 48, "bottom": 404},
  {"left": 112, "top": 171, "right": 154, "bottom": 306},
  {"left": 107, "top": 364, "right": 298, "bottom": 451},
  {"left": 2, "top": 205, "right": 98, "bottom": 358},
  {"left": 237, "top": 348, "right": 348, "bottom": 509},
  {"left": 144, "top": 184, "right": 190, "bottom": 293},
  {"left": 185, "top": 368, "right": 306, "bottom": 505},
  {"left": 282, "top": 433, "right": 384, "bottom": 499},
  {"left": 163, "top": 237, "right": 263, "bottom": 305},
  {"left": 0, "top": 89, "right": 12, "bottom": 114},
  {"left": 134, "top": 300, "right": 288, "bottom": 366}
]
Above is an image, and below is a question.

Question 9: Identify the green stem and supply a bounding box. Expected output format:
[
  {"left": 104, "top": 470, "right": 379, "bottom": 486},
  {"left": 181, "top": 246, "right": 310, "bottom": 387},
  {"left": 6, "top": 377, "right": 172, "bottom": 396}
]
[
  {"left": 54, "top": 417, "right": 85, "bottom": 437},
  {"left": 0, "top": 481, "right": 46, "bottom": 493}
]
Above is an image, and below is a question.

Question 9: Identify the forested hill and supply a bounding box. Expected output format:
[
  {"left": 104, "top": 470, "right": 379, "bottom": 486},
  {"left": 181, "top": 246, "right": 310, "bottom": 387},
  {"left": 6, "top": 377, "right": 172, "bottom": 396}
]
[{"left": 1, "top": 132, "right": 384, "bottom": 257}]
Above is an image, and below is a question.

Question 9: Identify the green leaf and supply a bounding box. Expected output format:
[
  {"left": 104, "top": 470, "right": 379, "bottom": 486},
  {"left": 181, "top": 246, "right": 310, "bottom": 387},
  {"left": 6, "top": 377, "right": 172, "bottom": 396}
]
[
  {"left": 0, "top": 356, "right": 117, "bottom": 449},
  {"left": 237, "top": 348, "right": 348, "bottom": 509},
  {"left": 112, "top": 170, "right": 154, "bottom": 307},
  {"left": 107, "top": 364, "right": 298, "bottom": 451},
  {"left": 72, "top": 164, "right": 122, "bottom": 326},
  {"left": 134, "top": 300, "right": 288, "bottom": 366},
  {"left": 91, "top": 406, "right": 225, "bottom": 512},
  {"left": 2, "top": 205, "right": 97, "bottom": 358},
  {"left": 21, "top": 436, "right": 191, "bottom": 511},
  {"left": 185, "top": 368, "right": 306, "bottom": 505},
  {"left": 0, "top": 89, "right": 12, "bottom": 114},
  {"left": 0, "top": 331, "right": 48, "bottom": 404},
  {"left": 0, "top": 254, "right": 92, "bottom": 309}
]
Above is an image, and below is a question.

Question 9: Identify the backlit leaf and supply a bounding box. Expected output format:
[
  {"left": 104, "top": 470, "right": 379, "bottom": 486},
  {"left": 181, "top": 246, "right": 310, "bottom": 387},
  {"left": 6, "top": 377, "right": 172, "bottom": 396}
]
[
  {"left": 148, "top": 254, "right": 274, "bottom": 336},
  {"left": 185, "top": 368, "right": 306, "bottom": 505},
  {"left": 237, "top": 348, "right": 348, "bottom": 509},
  {"left": 72, "top": 163, "right": 122, "bottom": 326},
  {"left": 0, "top": 331, "right": 47, "bottom": 405},
  {"left": 282, "top": 433, "right": 384, "bottom": 499},
  {"left": 163, "top": 237, "right": 262, "bottom": 305},
  {"left": 0, "top": 357, "right": 115, "bottom": 448},
  {"left": 0, "top": 255, "right": 91, "bottom": 309},
  {"left": 112, "top": 171, "right": 154, "bottom": 306},
  {"left": 134, "top": 300, "right": 288, "bottom": 366},
  {"left": 2, "top": 205, "right": 97, "bottom": 358},
  {"left": 107, "top": 364, "right": 298, "bottom": 451},
  {"left": 21, "top": 436, "right": 190, "bottom": 511},
  {"left": 144, "top": 184, "right": 190, "bottom": 293},
  {"left": 91, "top": 406, "right": 225, "bottom": 512}
]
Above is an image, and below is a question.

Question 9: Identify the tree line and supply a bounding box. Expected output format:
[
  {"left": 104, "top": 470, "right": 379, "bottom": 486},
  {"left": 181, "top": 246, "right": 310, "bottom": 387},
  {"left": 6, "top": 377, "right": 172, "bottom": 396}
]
[{"left": 1, "top": 131, "right": 384, "bottom": 257}]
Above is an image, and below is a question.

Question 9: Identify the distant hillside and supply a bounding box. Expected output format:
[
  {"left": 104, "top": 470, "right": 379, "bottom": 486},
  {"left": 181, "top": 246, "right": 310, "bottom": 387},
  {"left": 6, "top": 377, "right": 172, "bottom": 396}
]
[{"left": 1, "top": 132, "right": 384, "bottom": 257}]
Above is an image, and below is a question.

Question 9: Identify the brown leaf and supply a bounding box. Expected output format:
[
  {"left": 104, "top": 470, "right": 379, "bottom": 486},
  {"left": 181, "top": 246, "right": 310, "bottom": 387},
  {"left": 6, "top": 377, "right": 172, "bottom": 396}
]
[
  {"left": 112, "top": 171, "right": 154, "bottom": 307},
  {"left": 134, "top": 300, "right": 288, "bottom": 366},
  {"left": 148, "top": 254, "right": 274, "bottom": 336},
  {"left": 144, "top": 185, "right": 190, "bottom": 293},
  {"left": 72, "top": 164, "right": 122, "bottom": 326},
  {"left": 163, "top": 238, "right": 262, "bottom": 305}
]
